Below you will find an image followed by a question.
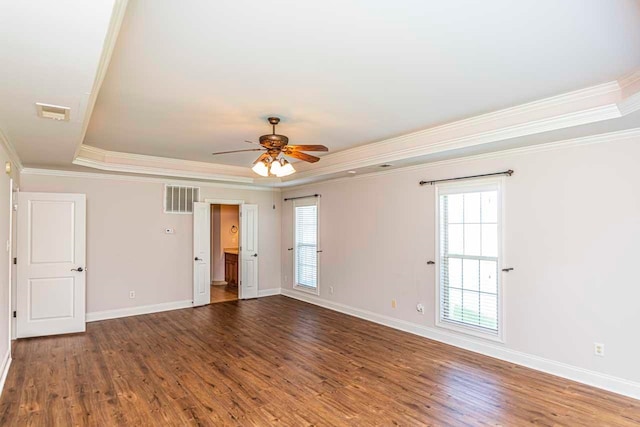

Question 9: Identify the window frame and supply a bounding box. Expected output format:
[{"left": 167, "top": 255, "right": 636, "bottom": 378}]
[
  {"left": 435, "top": 178, "right": 505, "bottom": 342},
  {"left": 292, "top": 197, "right": 320, "bottom": 295}
]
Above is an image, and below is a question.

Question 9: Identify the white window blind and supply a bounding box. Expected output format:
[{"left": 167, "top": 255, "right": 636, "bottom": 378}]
[
  {"left": 164, "top": 185, "right": 199, "bottom": 214},
  {"left": 437, "top": 182, "right": 501, "bottom": 336},
  {"left": 294, "top": 198, "right": 318, "bottom": 290}
]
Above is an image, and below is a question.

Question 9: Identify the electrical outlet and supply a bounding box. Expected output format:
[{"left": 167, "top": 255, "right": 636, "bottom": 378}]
[
  {"left": 329, "top": 286, "right": 334, "bottom": 295},
  {"left": 129, "top": 291, "right": 135, "bottom": 299},
  {"left": 391, "top": 299, "right": 397, "bottom": 309},
  {"left": 416, "top": 303, "right": 425, "bottom": 314},
  {"left": 594, "top": 342, "right": 605, "bottom": 357}
]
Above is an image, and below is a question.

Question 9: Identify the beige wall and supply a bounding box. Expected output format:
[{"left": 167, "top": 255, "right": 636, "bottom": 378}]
[
  {"left": 19, "top": 174, "right": 281, "bottom": 314},
  {"left": 282, "top": 136, "right": 640, "bottom": 387}
]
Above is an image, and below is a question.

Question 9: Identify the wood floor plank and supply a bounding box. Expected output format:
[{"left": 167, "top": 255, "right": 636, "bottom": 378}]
[{"left": 0, "top": 296, "right": 638, "bottom": 426}]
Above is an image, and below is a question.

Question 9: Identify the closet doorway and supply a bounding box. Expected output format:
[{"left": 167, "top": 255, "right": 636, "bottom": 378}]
[{"left": 210, "top": 204, "right": 240, "bottom": 303}]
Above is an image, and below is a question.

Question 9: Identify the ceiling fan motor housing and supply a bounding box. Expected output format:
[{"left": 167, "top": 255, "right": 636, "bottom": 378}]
[{"left": 259, "top": 133, "right": 289, "bottom": 148}]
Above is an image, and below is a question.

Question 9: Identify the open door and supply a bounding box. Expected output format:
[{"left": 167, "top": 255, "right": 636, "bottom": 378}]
[
  {"left": 16, "top": 192, "right": 86, "bottom": 338},
  {"left": 240, "top": 204, "right": 259, "bottom": 299},
  {"left": 193, "top": 202, "right": 211, "bottom": 306}
]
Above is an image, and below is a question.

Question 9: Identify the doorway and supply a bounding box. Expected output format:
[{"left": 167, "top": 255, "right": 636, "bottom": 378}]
[
  {"left": 210, "top": 204, "right": 239, "bottom": 303},
  {"left": 193, "top": 200, "right": 258, "bottom": 306}
]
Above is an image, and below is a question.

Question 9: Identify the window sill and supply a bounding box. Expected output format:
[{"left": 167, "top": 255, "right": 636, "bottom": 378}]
[
  {"left": 436, "top": 319, "right": 504, "bottom": 343},
  {"left": 293, "top": 284, "right": 319, "bottom": 296}
]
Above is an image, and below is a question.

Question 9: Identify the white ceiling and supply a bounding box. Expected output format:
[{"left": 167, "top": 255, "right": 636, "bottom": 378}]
[
  {"left": 0, "top": 1, "right": 118, "bottom": 166},
  {"left": 84, "top": 0, "right": 640, "bottom": 167}
]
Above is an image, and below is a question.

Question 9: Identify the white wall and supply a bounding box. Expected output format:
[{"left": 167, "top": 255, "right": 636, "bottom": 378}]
[
  {"left": 281, "top": 136, "right": 640, "bottom": 393},
  {"left": 19, "top": 174, "right": 281, "bottom": 314}
]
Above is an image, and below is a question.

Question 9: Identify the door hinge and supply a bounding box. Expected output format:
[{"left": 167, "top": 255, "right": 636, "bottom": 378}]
[
  {"left": 12, "top": 311, "right": 16, "bottom": 318},
  {"left": 13, "top": 257, "right": 16, "bottom": 265}
]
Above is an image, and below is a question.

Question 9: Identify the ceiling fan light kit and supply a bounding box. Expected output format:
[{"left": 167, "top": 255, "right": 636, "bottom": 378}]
[{"left": 212, "top": 117, "right": 328, "bottom": 178}]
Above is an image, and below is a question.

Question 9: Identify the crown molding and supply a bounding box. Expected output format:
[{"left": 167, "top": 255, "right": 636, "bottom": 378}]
[
  {"left": 282, "top": 74, "right": 640, "bottom": 183},
  {"left": 20, "top": 167, "right": 280, "bottom": 192},
  {"left": 74, "top": 144, "right": 257, "bottom": 183},
  {"left": 618, "top": 90, "right": 640, "bottom": 115},
  {"left": 281, "top": 128, "right": 640, "bottom": 191},
  {"left": 72, "top": 0, "right": 129, "bottom": 159},
  {"left": 0, "top": 128, "right": 23, "bottom": 172}
]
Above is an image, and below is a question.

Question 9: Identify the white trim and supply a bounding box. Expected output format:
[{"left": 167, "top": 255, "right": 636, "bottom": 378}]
[
  {"left": 0, "top": 350, "right": 11, "bottom": 396},
  {"left": 204, "top": 198, "right": 245, "bottom": 205},
  {"left": 86, "top": 300, "right": 193, "bottom": 322},
  {"left": 280, "top": 289, "right": 640, "bottom": 400},
  {"left": 283, "top": 104, "right": 622, "bottom": 183},
  {"left": 74, "top": 144, "right": 260, "bottom": 184},
  {"left": 73, "top": 0, "right": 129, "bottom": 159},
  {"left": 0, "top": 128, "right": 23, "bottom": 172},
  {"left": 73, "top": 155, "right": 255, "bottom": 184},
  {"left": 20, "top": 168, "right": 279, "bottom": 192},
  {"left": 258, "top": 288, "right": 281, "bottom": 297},
  {"left": 618, "top": 90, "right": 640, "bottom": 115},
  {"left": 282, "top": 128, "right": 640, "bottom": 191}
]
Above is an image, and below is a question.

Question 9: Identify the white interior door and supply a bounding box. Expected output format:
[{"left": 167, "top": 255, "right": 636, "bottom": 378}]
[
  {"left": 240, "top": 204, "right": 258, "bottom": 299},
  {"left": 193, "top": 202, "right": 211, "bottom": 306},
  {"left": 17, "top": 192, "right": 86, "bottom": 338}
]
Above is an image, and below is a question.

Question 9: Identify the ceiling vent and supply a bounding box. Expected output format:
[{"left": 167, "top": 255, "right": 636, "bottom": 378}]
[{"left": 35, "top": 103, "right": 70, "bottom": 121}]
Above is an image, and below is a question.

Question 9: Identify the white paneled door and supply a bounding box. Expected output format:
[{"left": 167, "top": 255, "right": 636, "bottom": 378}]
[
  {"left": 193, "top": 202, "right": 211, "bottom": 306},
  {"left": 240, "top": 204, "right": 258, "bottom": 299},
  {"left": 17, "top": 192, "right": 86, "bottom": 338}
]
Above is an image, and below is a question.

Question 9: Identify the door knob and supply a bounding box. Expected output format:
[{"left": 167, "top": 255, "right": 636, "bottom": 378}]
[
  {"left": 252, "top": 253, "right": 258, "bottom": 257},
  {"left": 71, "top": 267, "right": 84, "bottom": 272},
  {"left": 194, "top": 257, "right": 202, "bottom": 261}
]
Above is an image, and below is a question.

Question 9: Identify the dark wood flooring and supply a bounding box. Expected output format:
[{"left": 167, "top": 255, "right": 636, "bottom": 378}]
[
  {"left": 210, "top": 283, "right": 238, "bottom": 304},
  {"left": 0, "top": 296, "right": 639, "bottom": 426}
]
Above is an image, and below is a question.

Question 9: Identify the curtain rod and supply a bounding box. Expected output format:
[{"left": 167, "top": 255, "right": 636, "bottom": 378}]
[
  {"left": 419, "top": 170, "right": 513, "bottom": 186},
  {"left": 283, "top": 194, "right": 321, "bottom": 201}
]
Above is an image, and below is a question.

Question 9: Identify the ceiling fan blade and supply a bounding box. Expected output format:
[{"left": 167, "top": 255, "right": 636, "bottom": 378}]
[
  {"left": 285, "top": 145, "right": 329, "bottom": 152},
  {"left": 253, "top": 153, "right": 270, "bottom": 164},
  {"left": 211, "top": 148, "right": 265, "bottom": 156},
  {"left": 283, "top": 150, "right": 320, "bottom": 163}
]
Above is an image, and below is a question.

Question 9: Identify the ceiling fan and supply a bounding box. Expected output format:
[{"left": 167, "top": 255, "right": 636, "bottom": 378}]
[{"left": 211, "top": 117, "right": 329, "bottom": 177}]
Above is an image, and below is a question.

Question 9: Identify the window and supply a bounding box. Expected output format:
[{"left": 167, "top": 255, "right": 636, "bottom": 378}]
[
  {"left": 436, "top": 180, "right": 502, "bottom": 339},
  {"left": 293, "top": 198, "right": 319, "bottom": 293},
  {"left": 164, "top": 185, "right": 199, "bottom": 214}
]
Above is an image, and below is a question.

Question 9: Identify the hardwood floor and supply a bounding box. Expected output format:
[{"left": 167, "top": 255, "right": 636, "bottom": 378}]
[
  {"left": 1, "top": 296, "right": 638, "bottom": 426},
  {"left": 210, "top": 283, "right": 238, "bottom": 304}
]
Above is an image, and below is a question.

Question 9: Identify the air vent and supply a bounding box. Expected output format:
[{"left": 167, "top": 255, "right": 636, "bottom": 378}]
[
  {"left": 164, "top": 185, "right": 200, "bottom": 214},
  {"left": 35, "top": 103, "right": 70, "bottom": 121}
]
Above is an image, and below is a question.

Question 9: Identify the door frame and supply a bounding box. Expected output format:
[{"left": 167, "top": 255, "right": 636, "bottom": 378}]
[{"left": 203, "top": 199, "right": 244, "bottom": 302}]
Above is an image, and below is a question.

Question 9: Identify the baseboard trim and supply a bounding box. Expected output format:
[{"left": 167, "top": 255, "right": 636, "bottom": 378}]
[
  {"left": 258, "top": 288, "right": 281, "bottom": 298},
  {"left": 0, "top": 350, "right": 11, "bottom": 397},
  {"left": 86, "top": 290, "right": 282, "bottom": 322},
  {"left": 86, "top": 300, "right": 193, "bottom": 322},
  {"left": 280, "top": 289, "right": 640, "bottom": 400}
]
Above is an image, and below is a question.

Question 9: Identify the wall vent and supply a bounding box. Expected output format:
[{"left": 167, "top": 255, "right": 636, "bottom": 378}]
[
  {"left": 35, "top": 103, "right": 70, "bottom": 121},
  {"left": 164, "top": 185, "right": 199, "bottom": 214}
]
